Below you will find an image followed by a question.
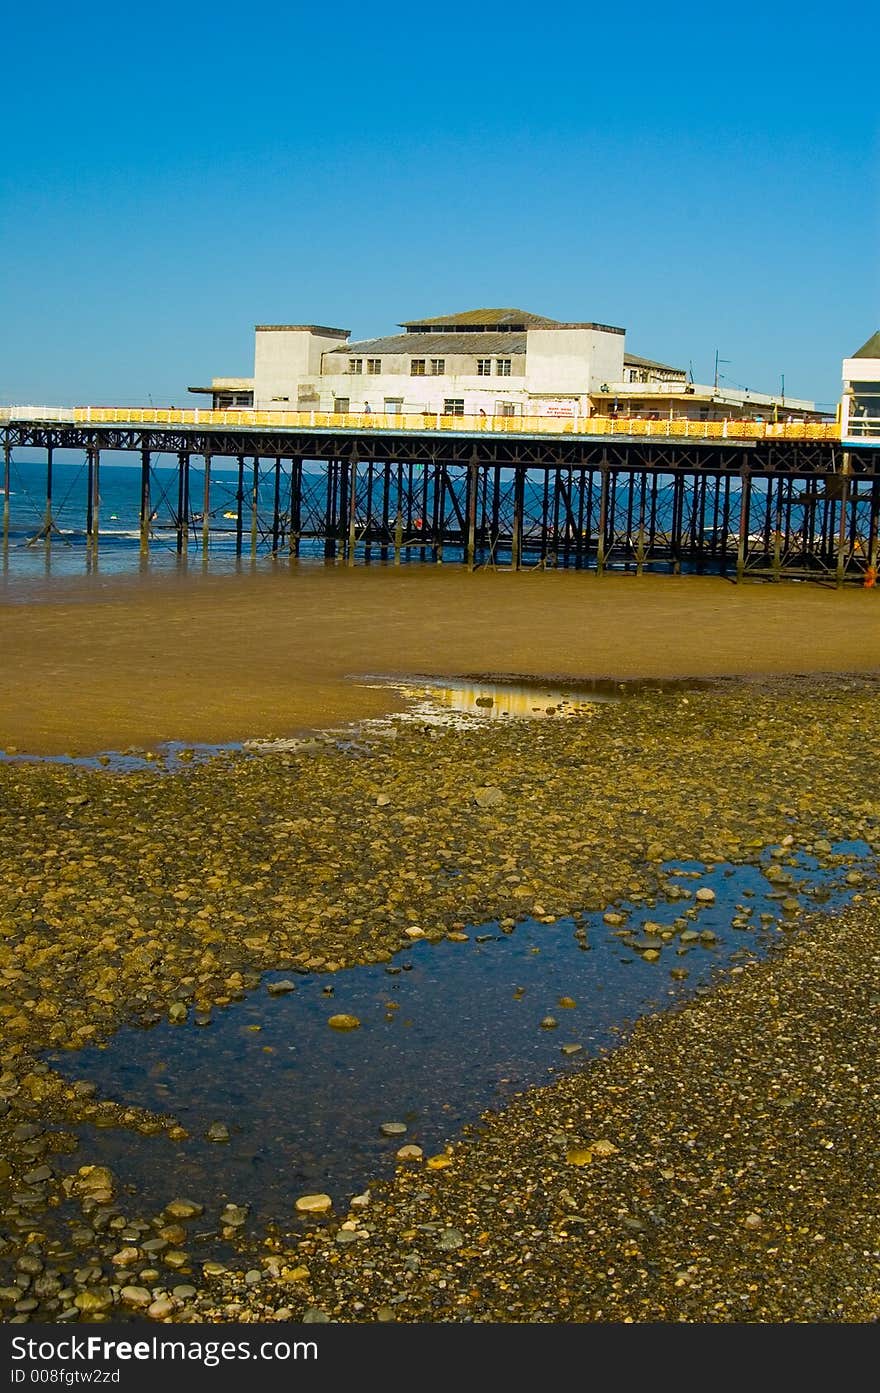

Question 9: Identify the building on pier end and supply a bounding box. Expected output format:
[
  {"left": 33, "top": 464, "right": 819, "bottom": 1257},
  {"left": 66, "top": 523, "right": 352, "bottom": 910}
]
[
  {"left": 841, "top": 331, "right": 880, "bottom": 443},
  {"left": 188, "top": 307, "right": 818, "bottom": 422}
]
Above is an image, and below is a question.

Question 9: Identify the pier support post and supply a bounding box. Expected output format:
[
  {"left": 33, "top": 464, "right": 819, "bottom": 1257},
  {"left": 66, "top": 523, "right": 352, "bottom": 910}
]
[
  {"left": 250, "top": 456, "right": 259, "bottom": 561},
  {"left": 434, "top": 461, "right": 444, "bottom": 563},
  {"left": 466, "top": 450, "right": 478, "bottom": 571},
  {"left": 836, "top": 452, "right": 851, "bottom": 588},
  {"left": 44, "top": 445, "right": 54, "bottom": 548},
  {"left": 737, "top": 459, "right": 751, "bottom": 582},
  {"left": 289, "top": 457, "right": 302, "bottom": 561},
  {"left": 380, "top": 462, "right": 391, "bottom": 562},
  {"left": 177, "top": 451, "right": 189, "bottom": 557},
  {"left": 235, "top": 455, "right": 245, "bottom": 558},
  {"left": 86, "top": 444, "right": 100, "bottom": 564},
  {"left": 324, "top": 461, "right": 336, "bottom": 560},
  {"left": 772, "top": 476, "right": 783, "bottom": 582},
  {"left": 2, "top": 434, "right": 9, "bottom": 554},
  {"left": 348, "top": 451, "right": 358, "bottom": 566},
  {"left": 393, "top": 463, "right": 403, "bottom": 565},
  {"left": 139, "top": 447, "right": 151, "bottom": 557},
  {"left": 511, "top": 464, "right": 524, "bottom": 571},
  {"left": 670, "top": 470, "right": 682, "bottom": 575},
  {"left": 272, "top": 456, "right": 282, "bottom": 556},
  {"left": 202, "top": 454, "right": 211, "bottom": 559},
  {"left": 596, "top": 466, "right": 609, "bottom": 576}
]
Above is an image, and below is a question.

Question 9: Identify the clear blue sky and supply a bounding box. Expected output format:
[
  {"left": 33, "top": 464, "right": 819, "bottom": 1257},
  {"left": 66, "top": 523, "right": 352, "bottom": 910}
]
[{"left": 2, "top": 0, "right": 877, "bottom": 411}]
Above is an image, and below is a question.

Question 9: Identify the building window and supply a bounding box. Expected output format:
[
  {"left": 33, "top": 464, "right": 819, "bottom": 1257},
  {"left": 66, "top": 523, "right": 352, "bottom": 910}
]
[
  {"left": 477, "top": 359, "right": 492, "bottom": 376},
  {"left": 349, "top": 359, "right": 363, "bottom": 374},
  {"left": 411, "top": 359, "right": 426, "bottom": 376},
  {"left": 367, "top": 359, "right": 381, "bottom": 374},
  {"left": 429, "top": 358, "right": 446, "bottom": 375},
  {"left": 334, "top": 397, "right": 350, "bottom": 413},
  {"left": 384, "top": 398, "right": 403, "bottom": 414},
  {"left": 496, "top": 359, "right": 512, "bottom": 376},
  {"left": 444, "top": 399, "right": 464, "bottom": 416},
  {"left": 497, "top": 402, "right": 517, "bottom": 417}
]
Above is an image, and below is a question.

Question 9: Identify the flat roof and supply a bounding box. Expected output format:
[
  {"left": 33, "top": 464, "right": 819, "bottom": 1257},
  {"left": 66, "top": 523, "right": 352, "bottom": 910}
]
[{"left": 256, "top": 325, "right": 350, "bottom": 337}]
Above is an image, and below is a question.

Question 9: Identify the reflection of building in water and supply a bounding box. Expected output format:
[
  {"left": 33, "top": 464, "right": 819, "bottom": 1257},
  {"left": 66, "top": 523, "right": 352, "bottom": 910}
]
[
  {"left": 842, "top": 331, "right": 880, "bottom": 441},
  {"left": 430, "top": 683, "right": 604, "bottom": 721}
]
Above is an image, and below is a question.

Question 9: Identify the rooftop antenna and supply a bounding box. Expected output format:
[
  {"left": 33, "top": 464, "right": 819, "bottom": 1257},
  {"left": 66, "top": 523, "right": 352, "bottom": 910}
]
[{"left": 713, "top": 350, "right": 730, "bottom": 393}]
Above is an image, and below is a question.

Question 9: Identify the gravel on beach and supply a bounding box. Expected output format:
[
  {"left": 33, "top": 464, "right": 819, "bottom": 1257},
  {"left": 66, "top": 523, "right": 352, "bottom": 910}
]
[{"left": 1, "top": 672, "right": 879, "bottom": 1323}]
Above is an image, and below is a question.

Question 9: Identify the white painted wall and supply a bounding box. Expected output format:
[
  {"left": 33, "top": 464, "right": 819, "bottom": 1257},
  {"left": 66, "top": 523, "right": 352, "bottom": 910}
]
[
  {"left": 526, "top": 328, "right": 624, "bottom": 393},
  {"left": 253, "top": 329, "right": 348, "bottom": 407},
  {"left": 842, "top": 355, "right": 880, "bottom": 435}
]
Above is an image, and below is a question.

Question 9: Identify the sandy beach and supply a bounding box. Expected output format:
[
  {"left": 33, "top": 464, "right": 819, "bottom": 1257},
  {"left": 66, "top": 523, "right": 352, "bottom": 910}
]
[{"left": 2, "top": 567, "right": 879, "bottom": 754}]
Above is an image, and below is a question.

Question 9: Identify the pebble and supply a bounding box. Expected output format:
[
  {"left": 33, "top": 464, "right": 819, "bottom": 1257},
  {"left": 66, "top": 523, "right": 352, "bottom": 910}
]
[
  {"left": 473, "top": 786, "right": 504, "bottom": 808},
  {"left": 148, "top": 1297, "right": 176, "bottom": 1319},
  {"left": 295, "top": 1193, "right": 333, "bottom": 1214},
  {"left": 327, "top": 1014, "right": 361, "bottom": 1030},
  {"left": 120, "top": 1286, "right": 152, "bottom": 1307},
  {"left": 165, "top": 1199, "right": 203, "bottom": 1219},
  {"left": 437, "top": 1228, "right": 464, "bottom": 1250},
  {"left": 380, "top": 1122, "right": 407, "bottom": 1136}
]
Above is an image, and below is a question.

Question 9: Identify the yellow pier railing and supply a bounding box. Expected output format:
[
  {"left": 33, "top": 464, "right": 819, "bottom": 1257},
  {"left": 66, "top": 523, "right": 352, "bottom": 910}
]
[{"left": 0, "top": 405, "right": 842, "bottom": 442}]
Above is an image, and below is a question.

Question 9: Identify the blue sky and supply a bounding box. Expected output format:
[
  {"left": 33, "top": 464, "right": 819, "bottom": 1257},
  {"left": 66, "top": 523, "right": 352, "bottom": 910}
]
[{"left": 1, "top": 0, "right": 877, "bottom": 411}]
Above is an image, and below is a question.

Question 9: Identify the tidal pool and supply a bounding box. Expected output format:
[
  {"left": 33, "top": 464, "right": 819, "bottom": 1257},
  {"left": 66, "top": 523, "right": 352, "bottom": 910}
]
[{"left": 47, "top": 841, "right": 872, "bottom": 1247}]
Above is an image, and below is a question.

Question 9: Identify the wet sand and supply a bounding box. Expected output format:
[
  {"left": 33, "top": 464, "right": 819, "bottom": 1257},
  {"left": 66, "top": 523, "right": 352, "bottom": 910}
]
[{"left": 2, "top": 566, "right": 880, "bottom": 754}]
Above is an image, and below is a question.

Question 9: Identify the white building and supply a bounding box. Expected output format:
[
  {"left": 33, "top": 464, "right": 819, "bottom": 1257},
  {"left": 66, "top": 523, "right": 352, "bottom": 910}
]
[
  {"left": 841, "top": 331, "right": 880, "bottom": 442},
  {"left": 189, "top": 307, "right": 816, "bottom": 421}
]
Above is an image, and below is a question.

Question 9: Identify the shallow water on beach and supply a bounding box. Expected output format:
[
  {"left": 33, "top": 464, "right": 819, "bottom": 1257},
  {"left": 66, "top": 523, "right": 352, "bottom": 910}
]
[{"left": 46, "top": 841, "right": 871, "bottom": 1244}]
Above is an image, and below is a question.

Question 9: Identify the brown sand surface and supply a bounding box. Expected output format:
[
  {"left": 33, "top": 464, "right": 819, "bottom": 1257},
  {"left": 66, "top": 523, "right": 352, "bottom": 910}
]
[{"left": 2, "top": 565, "right": 880, "bottom": 753}]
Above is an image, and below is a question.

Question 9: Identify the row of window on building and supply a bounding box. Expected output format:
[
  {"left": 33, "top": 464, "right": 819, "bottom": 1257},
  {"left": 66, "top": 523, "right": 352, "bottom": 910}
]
[
  {"left": 331, "top": 398, "right": 519, "bottom": 417},
  {"left": 348, "top": 358, "right": 512, "bottom": 377}
]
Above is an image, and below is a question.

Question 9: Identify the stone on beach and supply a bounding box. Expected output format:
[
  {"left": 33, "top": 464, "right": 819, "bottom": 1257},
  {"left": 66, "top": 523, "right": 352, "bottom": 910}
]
[{"left": 295, "top": 1194, "right": 333, "bottom": 1214}]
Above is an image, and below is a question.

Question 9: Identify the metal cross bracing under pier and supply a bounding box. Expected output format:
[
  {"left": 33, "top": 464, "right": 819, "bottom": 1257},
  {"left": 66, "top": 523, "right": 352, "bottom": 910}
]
[{"left": 3, "top": 421, "right": 879, "bottom": 584}]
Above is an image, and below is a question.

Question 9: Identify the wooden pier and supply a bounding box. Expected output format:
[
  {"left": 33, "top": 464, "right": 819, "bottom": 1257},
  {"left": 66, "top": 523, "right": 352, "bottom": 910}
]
[{"left": 3, "top": 410, "right": 879, "bottom": 583}]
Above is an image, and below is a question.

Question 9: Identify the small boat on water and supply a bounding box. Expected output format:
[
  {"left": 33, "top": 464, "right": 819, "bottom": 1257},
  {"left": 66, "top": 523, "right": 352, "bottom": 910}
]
[{"left": 223, "top": 510, "right": 238, "bottom": 520}]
